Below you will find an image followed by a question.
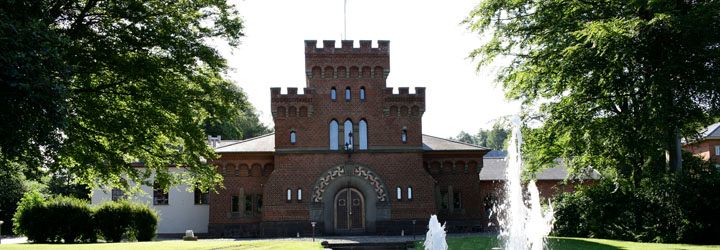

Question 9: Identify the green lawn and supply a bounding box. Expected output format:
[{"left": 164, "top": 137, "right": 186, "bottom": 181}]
[
  {"left": 2, "top": 236, "right": 719, "bottom": 250},
  {"left": 415, "top": 236, "right": 720, "bottom": 250},
  {"left": 0, "top": 240, "right": 323, "bottom": 250}
]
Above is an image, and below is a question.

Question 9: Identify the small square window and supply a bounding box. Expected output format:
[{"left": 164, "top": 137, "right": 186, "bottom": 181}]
[
  {"left": 194, "top": 188, "right": 209, "bottom": 205},
  {"left": 153, "top": 183, "right": 169, "bottom": 205},
  {"left": 111, "top": 188, "right": 126, "bottom": 202}
]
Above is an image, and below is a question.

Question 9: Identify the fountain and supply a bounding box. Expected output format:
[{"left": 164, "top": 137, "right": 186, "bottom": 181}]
[
  {"left": 424, "top": 214, "right": 448, "bottom": 250},
  {"left": 495, "top": 116, "right": 554, "bottom": 250}
]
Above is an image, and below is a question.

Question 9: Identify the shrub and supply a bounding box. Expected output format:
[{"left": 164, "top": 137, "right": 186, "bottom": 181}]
[
  {"left": 552, "top": 154, "right": 720, "bottom": 244},
  {"left": 95, "top": 201, "right": 134, "bottom": 242},
  {"left": 13, "top": 193, "right": 94, "bottom": 243},
  {"left": 95, "top": 200, "right": 159, "bottom": 242}
]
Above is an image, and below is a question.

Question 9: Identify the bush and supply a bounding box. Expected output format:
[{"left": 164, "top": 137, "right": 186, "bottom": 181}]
[
  {"left": 13, "top": 193, "right": 94, "bottom": 243},
  {"left": 552, "top": 154, "right": 720, "bottom": 244},
  {"left": 95, "top": 201, "right": 159, "bottom": 242}
]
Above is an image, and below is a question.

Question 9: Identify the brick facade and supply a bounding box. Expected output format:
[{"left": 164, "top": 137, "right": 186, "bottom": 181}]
[{"left": 207, "top": 40, "right": 579, "bottom": 237}]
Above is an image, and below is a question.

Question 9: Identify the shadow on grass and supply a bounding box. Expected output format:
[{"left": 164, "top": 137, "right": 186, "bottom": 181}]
[{"left": 547, "top": 237, "right": 622, "bottom": 250}]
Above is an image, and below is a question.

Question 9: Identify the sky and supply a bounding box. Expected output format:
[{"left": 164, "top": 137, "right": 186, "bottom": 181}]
[{"left": 215, "top": 0, "right": 519, "bottom": 138}]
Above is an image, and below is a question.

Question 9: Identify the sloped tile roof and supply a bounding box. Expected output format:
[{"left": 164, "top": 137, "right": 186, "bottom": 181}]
[
  {"left": 421, "top": 134, "right": 490, "bottom": 152},
  {"left": 215, "top": 133, "right": 489, "bottom": 153},
  {"left": 480, "top": 157, "right": 600, "bottom": 180},
  {"left": 702, "top": 122, "right": 720, "bottom": 139}
]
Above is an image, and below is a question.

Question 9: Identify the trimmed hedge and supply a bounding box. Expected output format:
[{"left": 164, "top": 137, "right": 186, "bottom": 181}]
[
  {"left": 14, "top": 192, "right": 159, "bottom": 243},
  {"left": 95, "top": 201, "right": 159, "bottom": 242}
]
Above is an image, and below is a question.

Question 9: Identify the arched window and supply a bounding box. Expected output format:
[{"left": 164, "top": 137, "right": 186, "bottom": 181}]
[
  {"left": 344, "top": 119, "right": 353, "bottom": 149},
  {"left": 329, "top": 120, "right": 339, "bottom": 150},
  {"left": 407, "top": 186, "right": 413, "bottom": 201},
  {"left": 286, "top": 188, "right": 292, "bottom": 202},
  {"left": 345, "top": 87, "right": 351, "bottom": 101},
  {"left": 297, "top": 188, "right": 303, "bottom": 201},
  {"left": 401, "top": 127, "right": 407, "bottom": 143},
  {"left": 290, "top": 130, "right": 296, "bottom": 144},
  {"left": 359, "top": 119, "right": 368, "bottom": 150},
  {"left": 330, "top": 87, "right": 337, "bottom": 100},
  {"left": 360, "top": 87, "right": 366, "bottom": 101},
  {"left": 396, "top": 186, "right": 402, "bottom": 201}
]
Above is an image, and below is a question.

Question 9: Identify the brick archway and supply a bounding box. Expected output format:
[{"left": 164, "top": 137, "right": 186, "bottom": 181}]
[{"left": 311, "top": 163, "right": 388, "bottom": 203}]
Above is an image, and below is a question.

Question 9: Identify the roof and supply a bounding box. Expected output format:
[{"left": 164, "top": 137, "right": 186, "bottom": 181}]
[
  {"left": 215, "top": 133, "right": 276, "bottom": 153},
  {"left": 701, "top": 122, "right": 720, "bottom": 140},
  {"left": 214, "top": 133, "right": 489, "bottom": 153},
  {"left": 480, "top": 157, "right": 600, "bottom": 180},
  {"left": 421, "top": 134, "right": 490, "bottom": 152}
]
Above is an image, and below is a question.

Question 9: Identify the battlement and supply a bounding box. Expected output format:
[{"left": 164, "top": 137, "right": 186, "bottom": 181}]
[
  {"left": 305, "top": 40, "right": 390, "bottom": 54},
  {"left": 383, "top": 87, "right": 426, "bottom": 98},
  {"left": 270, "top": 87, "right": 314, "bottom": 101}
]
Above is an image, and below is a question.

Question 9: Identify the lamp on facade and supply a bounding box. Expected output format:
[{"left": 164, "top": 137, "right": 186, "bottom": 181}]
[
  {"left": 344, "top": 132, "right": 354, "bottom": 159},
  {"left": 311, "top": 221, "right": 317, "bottom": 242}
]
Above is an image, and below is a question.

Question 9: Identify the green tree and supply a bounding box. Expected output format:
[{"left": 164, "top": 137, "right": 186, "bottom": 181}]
[
  {"left": 452, "top": 131, "right": 478, "bottom": 145},
  {"left": 466, "top": 0, "right": 720, "bottom": 186},
  {"left": 485, "top": 122, "right": 510, "bottom": 150},
  {"left": 0, "top": 0, "right": 246, "bottom": 191},
  {"left": 204, "top": 86, "right": 272, "bottom": 140}
]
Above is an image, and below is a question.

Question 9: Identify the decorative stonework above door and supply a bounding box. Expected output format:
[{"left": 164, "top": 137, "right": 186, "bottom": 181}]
[{"left": 312, "top": 164, "right": 388, "bottom": 203}]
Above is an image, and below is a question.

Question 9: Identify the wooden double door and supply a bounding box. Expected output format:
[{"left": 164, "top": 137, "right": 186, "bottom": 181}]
[{"left": 334, "top": 188, "right": 365, "bottom": 232}]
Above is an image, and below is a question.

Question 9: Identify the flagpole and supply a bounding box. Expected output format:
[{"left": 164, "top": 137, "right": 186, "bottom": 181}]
[{"left": 343, "top": 0, "right": 347, "bottom": 40}]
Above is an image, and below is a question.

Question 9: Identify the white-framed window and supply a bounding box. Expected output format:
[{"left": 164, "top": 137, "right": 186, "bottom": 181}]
[
  {"left": 359, "top": 119, "right": 368, "bottom": 150},
  {"left": 330, "top": 87, "right": 337, "bottom": 100},
  {"left": 360, "top": 87, "right": 366, "bottom": 101},
  {"left": 111, "top": 188, "right": 125, "bottom": 202},
  {"left": 396, "top": 186, "right": 402, "bottom": 201},
  {"left": 401, "top": 127, "right": 407, "bottom": 143},
  {"left": 286, "top": 188, "right": 292, "bottom": 202},
  {"left": 290, "top": 130, "right": 296, "bottom": 144},
  {"left": 345, "top": 87, "right": 351, "bottom": 101},
  {"left": 330, "top": 120, "right": 339, "bottom": 150},
  {"left": 344, "top": 119, "right": 353, "bottom": 148},
  {"left": 715, "top": 145, "right": 720, "bottom": 156},
  {"left": 407, "top": 186, "right": 413, "bottom": 201},
  {"left": 297, "top": 188, "right": 303, "bottom": 201}
]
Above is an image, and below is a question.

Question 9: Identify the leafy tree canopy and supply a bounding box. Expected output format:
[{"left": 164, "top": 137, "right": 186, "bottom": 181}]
[
  {"left": 1, "top": 0, "right": 246, "bottom": 191},
  {"left": 451, "top": 119, "right": 510, "bottom": 150},
  {"left": 204, "top": 85, "right": 272, "bottom": 140},
  {"left": 466, "top": 0, "right": 720, "bottom": 186}
]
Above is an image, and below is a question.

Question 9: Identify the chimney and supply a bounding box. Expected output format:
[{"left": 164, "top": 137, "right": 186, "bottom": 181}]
[{"left": 208, "top": 135, "right": 222, "bottom": 148}]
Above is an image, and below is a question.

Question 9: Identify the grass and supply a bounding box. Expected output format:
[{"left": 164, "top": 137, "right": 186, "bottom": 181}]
[
  {"left": 0, "top": 240, "right": 323, "bottom": 250},
  {"left": 2, "top": 236, "right": 719, "bottom": 249},
  {"left": 414, "top": 236, "right": 720, "bottom": 250}
]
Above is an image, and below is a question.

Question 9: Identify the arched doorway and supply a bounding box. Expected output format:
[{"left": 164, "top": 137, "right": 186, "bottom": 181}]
[{"left": 334, "top": 188, "right": 365, "bottom": 232}]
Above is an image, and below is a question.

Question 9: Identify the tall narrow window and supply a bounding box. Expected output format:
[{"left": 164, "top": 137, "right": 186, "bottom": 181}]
[
  {"left": 194, "top": 188, "right": 209, "bottom": 205},
  {"left": 245, "top": 195, "right": 253, "bottom": 215},
  {"left": 297, "top": 188, "right": 303, "bottom": 201},
  {"left": 396, "top": 186, "right": 402, "bottom": 201},
  {"left": 453, "top": 192, "right": 462, "bottom": 209},
  {"left": 359, "top": 119, "right": 368, "bottom": 150},
  {"left": 330, "top": 120, "right": 339, "bottom": 150},
  {"left": 287, "top": 188, "right": 292, "bottom": 202},
  {"left": 344, "top": 119, "right": 353, "bottom": 148},
  {"left": 330, "top": 87, "right": 337, "bottom": 100},
  {"left": 345, "top": 87, "right": 351, "bottom": 101},
  {"left": 715, "top": 145, "right": 720, "bottom": 156},
  {"left": 231, "top": 196, "right": 240, "bottom": 212},
  {"left": 256, "top": 194, "right": 263, "bottom": 213},
  {"left": 407, "top": 186, "right": 413, "bottom": 201},
  {"left": 360, "top": 87, "right": 366, "bottom": 101},
  {"left": 401, "top": 127, "right": 407, "bottom": 143},
  {"left": 153, "top": 183, "right": 169, "bottom": 205},
  {"left": 290, "top": 130, "right": 296, "bottom": 144}
]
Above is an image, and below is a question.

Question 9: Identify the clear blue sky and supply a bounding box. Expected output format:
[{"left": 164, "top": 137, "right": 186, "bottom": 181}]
[{"left": 214, "top": 0, "right": 519, "bottom": 138}]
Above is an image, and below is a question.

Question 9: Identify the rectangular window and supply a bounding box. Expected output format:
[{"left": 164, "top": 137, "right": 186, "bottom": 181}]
[
  {"left": 715, "top": 145, "right": 720, "bottom": 156},
  {"left": 453, "top": 192, "right": 462, "bottom": 209},
  {"left": 111, "top": 188, "right": 125, "bottom": 202},
  {"left": 231, "top": 196, "right": 239, "bottom": 213},
  {"left": 256, "top": 194, "right": 263, "bottom": 214},
  {"left": 297, "top": 189, "right": 302, "bottom": 202},
  {"left": 245, "top": 195, "right": 253, "bottom": 216},
  {"left": 153, "top": 183, "right": 169, "bottom": 205},
  {"left": 194, "top": 188, "right": 209, "bottom": 205},
  {"left": 440, "top": 191, "right": 448, "bottom": 210}
]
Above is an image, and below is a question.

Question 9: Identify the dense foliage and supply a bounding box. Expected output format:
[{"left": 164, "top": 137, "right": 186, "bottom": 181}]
[
  {"left": 0, "top": 166, "right": 26, "bottom": 236},
  {"left": 466, "top": 0, "right": 720, "bottom": 182},
  {"left": 0, "top": 0, "right": 246, "bottom": 191},
  {"left": 14, "top": 192, "right": 158, "bottom": 243},
  {"left": 452, "top": 120, "right": 510, "bottom": 150},
  {"left": 553, "top": 154, "right": 720, "bottom": 244},
  {"left": 13, "top": 193, "right": 95, "bottom": 243},
  {"left": 204, "top": 86, "right": 272, "bottom": 140},
  {"left": 95, "top": 201, "right": 159, "bottom": 242}
]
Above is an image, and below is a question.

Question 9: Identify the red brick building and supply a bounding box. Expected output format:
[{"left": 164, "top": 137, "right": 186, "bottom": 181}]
[
  {"left": 683, "top": 122, "right": 720, "bottom": 166},
  {"left": 207, "top": 40, "right": 584, "bottom": 237}
]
